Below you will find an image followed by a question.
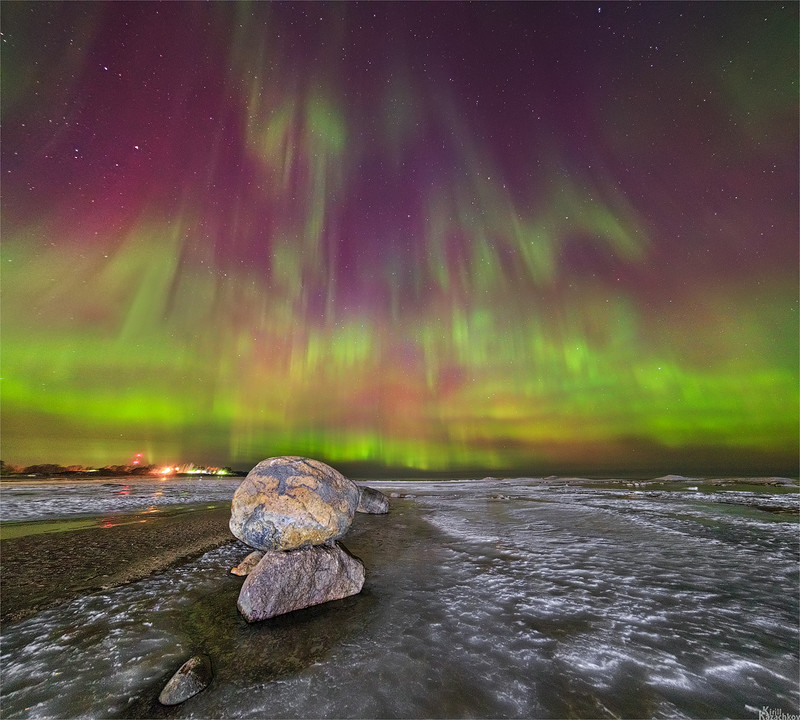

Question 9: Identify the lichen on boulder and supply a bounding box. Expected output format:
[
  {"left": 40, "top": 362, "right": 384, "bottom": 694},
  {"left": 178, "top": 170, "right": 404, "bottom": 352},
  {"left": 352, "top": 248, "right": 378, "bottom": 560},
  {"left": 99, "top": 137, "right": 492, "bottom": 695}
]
[{"left": 229, "top": 456, "right": 360, "bottom": 551}]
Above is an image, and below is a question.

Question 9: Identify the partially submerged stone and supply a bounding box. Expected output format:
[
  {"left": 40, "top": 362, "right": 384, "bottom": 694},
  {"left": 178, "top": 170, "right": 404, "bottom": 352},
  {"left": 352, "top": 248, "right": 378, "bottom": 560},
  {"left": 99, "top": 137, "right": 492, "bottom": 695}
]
[
  {"left": 230, "top": 550, "right": 264, "bottom": 576},
  {"left": 356, "top": 486, "right": 389, "bottom": 514},
  {"left": 237, "top": 542, "right": 365, "bottom": 622},
  {"left": 158, "top": 654, "right": 212, "bottom": 706},
  {"left": 230, "top": 456, "right": 360, "bottom": 551}
]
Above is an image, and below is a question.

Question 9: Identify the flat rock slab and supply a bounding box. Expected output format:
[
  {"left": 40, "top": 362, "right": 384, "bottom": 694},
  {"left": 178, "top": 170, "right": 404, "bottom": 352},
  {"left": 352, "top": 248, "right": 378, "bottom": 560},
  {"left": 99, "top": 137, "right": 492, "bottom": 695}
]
[
  {"left": 237, "top": 542, "right": 365, "bottom": 622},
  {"left": 230, "top": 456, "right": 360, "bottom": 551},
  {"left": 230, "top": 550, "right": 264, "bottom": 576},
  {"left": 357, "top": 486, "right": 389, "bottom": 514},
  {"left": 158, "top": 654, "right": 212, "bottom": 705}
]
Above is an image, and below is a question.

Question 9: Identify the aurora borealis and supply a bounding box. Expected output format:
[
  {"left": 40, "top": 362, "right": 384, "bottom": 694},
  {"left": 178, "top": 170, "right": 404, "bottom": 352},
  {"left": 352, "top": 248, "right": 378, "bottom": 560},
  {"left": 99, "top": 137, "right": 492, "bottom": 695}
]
[{"left": 2, "top": 2, "right": 798, "bottom": 475}]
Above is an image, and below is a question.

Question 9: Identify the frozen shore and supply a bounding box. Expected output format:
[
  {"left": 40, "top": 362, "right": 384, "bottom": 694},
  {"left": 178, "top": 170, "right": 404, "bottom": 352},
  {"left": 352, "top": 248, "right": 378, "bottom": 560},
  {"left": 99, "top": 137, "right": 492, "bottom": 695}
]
[
  {"left": 1, "top": 475, "right": 795, "bottom": 625},
  {"left": 0, "top": 504, "right": 234, "bottom": 624},
  {"left": 1, "top": 479, "right": 797, "bottom": 719}
]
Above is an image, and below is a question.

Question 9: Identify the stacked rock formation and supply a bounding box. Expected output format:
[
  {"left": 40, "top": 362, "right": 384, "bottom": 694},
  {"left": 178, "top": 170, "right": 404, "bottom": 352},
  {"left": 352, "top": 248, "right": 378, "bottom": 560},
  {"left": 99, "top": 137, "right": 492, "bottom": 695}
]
[{"left": 229, "top": 456, "right": 388, "bottom": 622}]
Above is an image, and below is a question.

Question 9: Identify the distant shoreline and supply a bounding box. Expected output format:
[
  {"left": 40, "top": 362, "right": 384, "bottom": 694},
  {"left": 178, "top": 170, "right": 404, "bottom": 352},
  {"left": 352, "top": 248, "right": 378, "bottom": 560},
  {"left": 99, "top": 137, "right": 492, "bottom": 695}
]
[
  {"left": 1, "top": 473, "right": 797, "bottom": 487},
  {"left": 0, "top": 471, "right": 247, "bottom": 482}
]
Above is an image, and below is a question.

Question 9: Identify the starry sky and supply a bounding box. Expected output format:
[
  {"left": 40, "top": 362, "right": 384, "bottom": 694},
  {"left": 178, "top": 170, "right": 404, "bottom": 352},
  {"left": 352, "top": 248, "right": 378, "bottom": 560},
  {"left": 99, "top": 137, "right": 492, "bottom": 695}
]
[{"left": 2, "top": 1, "right": 798, "bottom": 476}]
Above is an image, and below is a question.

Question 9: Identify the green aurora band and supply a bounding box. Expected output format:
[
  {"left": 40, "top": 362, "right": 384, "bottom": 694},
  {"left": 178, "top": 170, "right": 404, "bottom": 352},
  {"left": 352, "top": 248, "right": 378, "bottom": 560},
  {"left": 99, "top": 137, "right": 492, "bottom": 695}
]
[{"left": 2, "top": 3, "right": 797, "bottom": 475}]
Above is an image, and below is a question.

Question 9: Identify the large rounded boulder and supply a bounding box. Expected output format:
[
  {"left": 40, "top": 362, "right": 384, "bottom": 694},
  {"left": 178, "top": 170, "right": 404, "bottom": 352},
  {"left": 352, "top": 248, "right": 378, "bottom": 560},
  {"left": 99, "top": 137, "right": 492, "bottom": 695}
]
[{"left": 230, "top": 456, "right": 360, "bottom": 551}]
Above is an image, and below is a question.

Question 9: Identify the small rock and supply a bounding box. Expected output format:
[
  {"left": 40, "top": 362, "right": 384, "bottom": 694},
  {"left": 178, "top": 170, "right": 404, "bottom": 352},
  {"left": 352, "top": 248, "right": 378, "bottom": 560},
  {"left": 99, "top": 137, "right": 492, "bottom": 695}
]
[
  {"left": 158, "top": 655, "right": 212, "bottom": 706},
  {"left": 356, "top": 486, "right": 389, "bottom": 514},
  {"left": 389, "top": 492, "right": 401, "bottom": 498},
  {"left": 230, "top": 550, "right": 264, "bottom": 576},
  {"left": 229, "top": 456, "right": 360, "bottom": 551},
  {"left": 237, "top": 542, "right": 365, "bottom": 622}
]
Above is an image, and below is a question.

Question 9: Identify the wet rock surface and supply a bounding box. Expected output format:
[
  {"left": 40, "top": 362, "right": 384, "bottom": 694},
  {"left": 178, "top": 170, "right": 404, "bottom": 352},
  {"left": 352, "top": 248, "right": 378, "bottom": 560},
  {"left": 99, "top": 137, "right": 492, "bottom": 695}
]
[
  {"left": 237, "top": 542, "right": 365, "bottom": 622},
  {"left": 158, "top": 654, "right": 212, "bottom": 705},
  {"left": 356, "top": 486, "right": 389, "bottom": 514},
  {"left": 229, "top": 456, "right": 360, "bottom": 551}
]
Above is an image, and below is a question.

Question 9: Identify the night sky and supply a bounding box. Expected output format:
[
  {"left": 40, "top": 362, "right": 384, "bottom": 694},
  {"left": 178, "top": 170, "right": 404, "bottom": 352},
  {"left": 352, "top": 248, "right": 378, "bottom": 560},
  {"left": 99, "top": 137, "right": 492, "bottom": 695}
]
[{"left": 2, "top": 1, "right": 798, "bottom": 476}]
